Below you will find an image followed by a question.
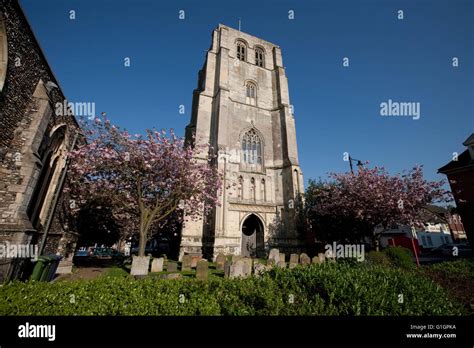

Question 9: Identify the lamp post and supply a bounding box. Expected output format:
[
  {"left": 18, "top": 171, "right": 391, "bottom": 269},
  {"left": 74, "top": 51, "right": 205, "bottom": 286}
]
[{"left": 348, "top": 155, "right": 364, "bottom": 174}]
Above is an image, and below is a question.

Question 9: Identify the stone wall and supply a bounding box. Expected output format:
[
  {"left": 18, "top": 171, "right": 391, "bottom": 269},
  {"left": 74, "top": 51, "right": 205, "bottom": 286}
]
[{"left": 0, "top": 1, "right": 81, "bottom": 281}]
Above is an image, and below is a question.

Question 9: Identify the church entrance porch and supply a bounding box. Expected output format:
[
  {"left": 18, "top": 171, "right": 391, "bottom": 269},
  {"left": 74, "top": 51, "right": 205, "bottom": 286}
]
[{"left": 241, "top": 214, "right": 264, "bottom": 258}]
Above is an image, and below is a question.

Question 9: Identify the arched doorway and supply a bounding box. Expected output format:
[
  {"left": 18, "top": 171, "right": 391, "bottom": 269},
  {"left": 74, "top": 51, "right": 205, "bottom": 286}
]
[{"left": 241, "top": 214, "right": 264, "bottom": 257}]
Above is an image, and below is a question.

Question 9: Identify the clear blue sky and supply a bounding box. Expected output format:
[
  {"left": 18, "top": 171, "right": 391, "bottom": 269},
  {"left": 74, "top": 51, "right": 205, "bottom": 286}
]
[{"left": 21, "top": 0, "right": 474, "bottom": 187}]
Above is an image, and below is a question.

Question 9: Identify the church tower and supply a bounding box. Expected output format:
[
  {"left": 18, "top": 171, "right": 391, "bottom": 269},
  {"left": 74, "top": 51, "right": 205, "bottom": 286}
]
[{"left": 180, "top": 24, "right": 304, "bottom": 260}]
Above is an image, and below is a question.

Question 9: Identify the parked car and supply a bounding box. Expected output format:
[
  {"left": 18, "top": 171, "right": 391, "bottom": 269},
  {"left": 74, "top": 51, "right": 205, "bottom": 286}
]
[
  {"left": 131, "top": 238, "right": 170, "bottom": 256},
  {"left": 430, "top": 243, "right": 472, "bottom": 257}
]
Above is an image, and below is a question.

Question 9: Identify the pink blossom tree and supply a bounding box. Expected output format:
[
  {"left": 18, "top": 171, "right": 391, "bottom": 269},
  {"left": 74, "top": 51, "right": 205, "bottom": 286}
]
[
  {"left": 306, "top": 166, "right": 451, "bottom": 249},
  {"left": 65, "top": 115, "right": 221, "bottom": 257}
]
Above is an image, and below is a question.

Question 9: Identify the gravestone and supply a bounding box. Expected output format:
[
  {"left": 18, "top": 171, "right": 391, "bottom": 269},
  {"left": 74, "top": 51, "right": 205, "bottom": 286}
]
[
  {"left": 224, "top": 260, "right": 232, "bottom": 278},
  {"left": 191, "top": 255, "right": 202, "bottom": 268},
  {"left": 181, "top": 255, "right": 192, "bottom": 271},
  {"left": 160, "top": 273, "right": 182, "bottom": 280},
  {"left": 242, "top": 258, "right": 253, "bottom": 276},
  {"left": 268, "top": 248, "right": 280, "bottom": 264},
  {"left": 253, "top": 262, "right": 267, "bottom": 276},
  {"left": 230, "top": 259, "right": 246, "bottom": 278},
  {"left": 279, "top": 253, "right": 286, "bottom": 263},
  {"left": 232, "top": 255, "right": 243, "bottom": 263},
  {"left": 131, "top": 255, "right": 150, "bottom": 276},
  {"left": 300, "top": 253, "right": 310, "bottom": 266},
  {"left": 215, "top": 253, "right": 226, "bottom": 271},
  {"left": 289, "top": 253, "right": 299, "bottom": 269},
  {"left": 151, "top": 257, "right": 164, "bottom": 272},
  {"left": 312, "top": 256, "right": 319, "bottom": 264},
  {"left": 167, "top": 262, "right": 178, "bottom": 272},
  {"left": 196, "top": 260, "right": 208, "bottom": 280},
  {"left": 318, "top": 253, "right": 326, "bottom": 263},
  {"left": 277, "top": 261, "right": 286, "bottom": 269}
]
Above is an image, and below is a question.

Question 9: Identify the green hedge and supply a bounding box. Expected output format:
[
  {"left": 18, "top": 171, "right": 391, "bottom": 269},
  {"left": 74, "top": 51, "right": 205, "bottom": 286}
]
[
  {"left": 0, "top": 262, "right": 465, "bottom": 316},
  {"left": 366, "top": 247, "right": 415, "bottom": 270},
  {"left": 427, "top": 259, "right": 474, "bottom": 278},
  {"left": 383, "top": 247, "right": 415, "bottom": 270}
]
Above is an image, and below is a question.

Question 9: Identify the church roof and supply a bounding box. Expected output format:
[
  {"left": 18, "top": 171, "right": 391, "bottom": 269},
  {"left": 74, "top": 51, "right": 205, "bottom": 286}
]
[
  {"left": 438, "top": 133, "right": 474, "bottom": 174},
  {"left": 438, "top": 149, "right": 473, "bottom": 174}
]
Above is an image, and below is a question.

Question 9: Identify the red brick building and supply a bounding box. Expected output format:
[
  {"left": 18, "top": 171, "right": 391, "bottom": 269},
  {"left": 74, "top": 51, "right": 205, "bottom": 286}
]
[{"left": 438, "top": 134, "right": 474, "bottom": 246}]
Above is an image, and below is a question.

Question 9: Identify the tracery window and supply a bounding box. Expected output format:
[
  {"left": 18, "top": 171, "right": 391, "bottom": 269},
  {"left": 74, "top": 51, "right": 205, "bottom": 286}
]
[
  {"left": 245, "top": 81, "right": 256, "bottom": 105},
  {"left": 241, "top": 128, "right": 262, "bottom": 165},
  {"left": 237, "top": 41, "right": 246, "bottom": 61}
]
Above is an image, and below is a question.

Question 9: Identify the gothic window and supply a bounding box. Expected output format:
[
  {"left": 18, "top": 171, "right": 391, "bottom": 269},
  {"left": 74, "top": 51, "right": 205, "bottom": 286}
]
[
  {"left": 293, "top": 169, "right": 300, "bottom": 194},
  {"left": 236, "top": 41, "right": 246, "bottom": 61},
  {"left": 27, "top": 126, "right": 66, "bottom": 228},
  {"left": 238, "top": 176, "right": 243, "bottom": 199},
  {"left": 245, "top": 81, "right": 256, "bottom": 106},
  {"left": 250, "top": 178, "right": 256, "bottom": 201},
  {"left": 255, "top": 47, "right": 264, "bottom": 67},
  {"left": 241, "top": 128, "right": 262, "bottom": 165},
  {"left": 261, "top": 178, "right": 266, "bottom": 201}
]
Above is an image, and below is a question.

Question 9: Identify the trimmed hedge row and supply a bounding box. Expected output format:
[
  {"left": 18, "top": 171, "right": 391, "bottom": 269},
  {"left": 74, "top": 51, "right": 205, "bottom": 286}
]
[
  {"left": 366, "top": 247, "right": 415, "bottom": 270},
  {"left": 0, "top": 262, "right": 465, "bottom": 316}
]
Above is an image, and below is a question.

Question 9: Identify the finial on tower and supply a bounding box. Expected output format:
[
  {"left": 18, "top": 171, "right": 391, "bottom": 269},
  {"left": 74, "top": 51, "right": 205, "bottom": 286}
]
[{"left": 238, "top": 18, "right": 241, "bottom": 31}]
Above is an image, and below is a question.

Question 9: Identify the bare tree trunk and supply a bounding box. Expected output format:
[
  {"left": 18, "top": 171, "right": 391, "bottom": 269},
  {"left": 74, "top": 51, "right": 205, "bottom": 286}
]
[{"left": 138, "top": 231, "right": 146, "bottom": 257}]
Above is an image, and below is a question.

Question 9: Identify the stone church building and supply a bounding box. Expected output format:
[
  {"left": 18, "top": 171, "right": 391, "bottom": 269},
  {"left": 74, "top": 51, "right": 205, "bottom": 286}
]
[
  {"left": 180, "top": 24, "right": 304, "bottom": 260},
  {"left": 0, "top": 1, "right": 80, "bottom": 282}
]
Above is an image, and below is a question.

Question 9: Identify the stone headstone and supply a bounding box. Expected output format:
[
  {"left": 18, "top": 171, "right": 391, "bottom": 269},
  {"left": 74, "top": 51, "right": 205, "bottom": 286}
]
[
  {"left": 268, "top": 248, "right": 280, "bottom": 264},
  {"left": 312, "top": 256, "right": 319, "bottom": 264},
  {"left": 181, "top": 255, "right": 192, "bottom": 271},
  {"left": 318, "top": 253, "right": 326, "bottom": 263},
  {"left": 196, "top": 260, "right": 208, "bottom": 280},
  {"left": 224, "top": 260, "right": 232, "bottom": 278},
  {"left": 277, "top": 261, "right": 286, "bottom": 269},
  {"left": 300, "top": 253, "right": 310, "bottom": 266},
  {"left": 160, "top": 273, "right": 182, "bottom": 280},
  {"left": 124, "top": 242, "right": 131, "bottom": 256},
  {"left": 191, "top": 255, "right": 202, "bottom": 268},
  {"left": 230, "top": 259, "right": 246, "bottom": 278},
  {"left": 253, "top": 262, "right": 267, "bottom": 276},
  {"left": 130, "top": 255, "right": 150, "bottom": 276},
  {"left": 151, "top": 257, "right": 164, "bottom": 272},
  {"left": 279, "top": 253, "right": 286, "bottom": 263},
  {"left": 167, "top": 262, "right": 178, "bottom": 272},
  {"left": 231, "top": 255, "right": 243, "bottom": 263},
  {"left": 289, "top": 253, "right": 299, "bottom": 269},
  {"left": 215, "top": 253, "right": 226, "bottom": 271},
  {"left": 242, "top": 258, "right": 252, "bottom": 276}
]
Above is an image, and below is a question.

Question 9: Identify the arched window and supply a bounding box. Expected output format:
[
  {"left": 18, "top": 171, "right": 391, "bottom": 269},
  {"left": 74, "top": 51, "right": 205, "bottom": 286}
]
[
  {"left": 236, "top": 41, "right": 246, "bottom": 61},
  {"left": 250, "top": 178, "right": 256, "bottom": 201},
  {"left": 241, "top": 128, "right": 262, "bottom": 165},
  {"left": 261, "top": 178, "right": 266, "bottom": 201},
  {"left": 238, "top": 176, "right": 243, "bottom": 199},
  {"left": 293, "top": 169, "right": 300, "bottom": 195},
  {"left": 27, "top": 126, "right": 66, "bottom": 228},
  {"left": 255, "top": 47, "right": 264, "bottom": 67},
  {"left": 245, "top": 81, "right": 256, "bottom": 106}
]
